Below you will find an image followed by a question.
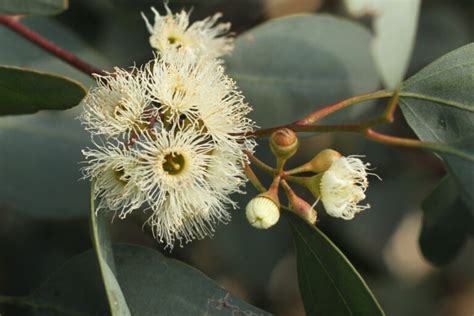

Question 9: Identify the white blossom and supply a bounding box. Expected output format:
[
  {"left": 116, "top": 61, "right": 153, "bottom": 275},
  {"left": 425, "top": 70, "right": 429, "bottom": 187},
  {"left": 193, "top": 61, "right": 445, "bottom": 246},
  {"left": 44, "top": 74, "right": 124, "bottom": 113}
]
[
  {"left": 82, "top": 143, "right": 147, "bottom": 218},
  {"left": 80, "top": 6, "right": 256, "bottom": 248},
  {"left": 142, "top": 5, "right": 233, "bottom": 58},
  {"left": 146, "top": 50, "right": 256, "bottom": 151},
  {"left": 80, "top": 67, "right": 154, "bottom": 138},
  {"left": 131, "top": 127, "right": 237, "bottom": 248},
  {"left": 319, "top": 156, "right": 373, "bottom": 220}
]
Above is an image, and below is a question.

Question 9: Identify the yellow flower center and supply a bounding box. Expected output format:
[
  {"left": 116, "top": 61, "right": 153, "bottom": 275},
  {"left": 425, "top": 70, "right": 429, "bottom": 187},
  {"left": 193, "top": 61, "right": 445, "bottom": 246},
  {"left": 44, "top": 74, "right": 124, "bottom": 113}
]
[
  {"left": 113, "top": 167, "right": 130, "bottom": 185},
  {"left": 162, "top": 152, "right": 186, "bottom": 175}
]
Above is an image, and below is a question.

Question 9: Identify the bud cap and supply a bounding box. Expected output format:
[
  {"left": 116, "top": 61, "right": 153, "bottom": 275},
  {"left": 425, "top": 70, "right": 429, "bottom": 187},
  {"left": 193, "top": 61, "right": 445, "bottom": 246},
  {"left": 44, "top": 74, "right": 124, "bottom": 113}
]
[
  {"left": 270, "top": 128, "right": 299, "bottom": 160},
  {"left": 246, "top": 196, "right": 280, "bottom": 229}
]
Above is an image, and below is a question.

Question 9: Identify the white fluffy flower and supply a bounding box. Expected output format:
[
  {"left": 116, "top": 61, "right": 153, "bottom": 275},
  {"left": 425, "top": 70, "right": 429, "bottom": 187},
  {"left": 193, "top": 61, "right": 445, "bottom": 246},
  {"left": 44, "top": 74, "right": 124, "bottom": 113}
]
[
  {"left": 81, "top": 67, "right": 153, "bottom": 138},
  {"left": 319, "top": 156, "right": 372, "bottom": 220},
  {"left": 142, "top": 5, "right": 233, "bottom": 58},
  {"left": 82, "top": 143, "right": 147, "bottom": 218},
  {"left": 131, "top": 127, "right": 236, "bottom": 248},
  {"left": 147, "top": 50, "right": 255, "bottom": 151}
]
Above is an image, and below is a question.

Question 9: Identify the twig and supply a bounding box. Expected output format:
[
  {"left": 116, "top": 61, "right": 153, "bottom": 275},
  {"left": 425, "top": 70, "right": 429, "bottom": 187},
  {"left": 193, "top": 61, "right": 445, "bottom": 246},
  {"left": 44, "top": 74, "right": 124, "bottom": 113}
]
[{"left": 0, "top": 16, "right": 105, "bottom": 77}]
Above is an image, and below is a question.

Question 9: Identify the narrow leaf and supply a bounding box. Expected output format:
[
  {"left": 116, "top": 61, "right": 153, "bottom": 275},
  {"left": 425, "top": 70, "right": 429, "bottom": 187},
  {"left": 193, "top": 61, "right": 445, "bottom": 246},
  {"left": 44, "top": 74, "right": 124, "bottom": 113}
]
[
  {"left": 0, "top": 0, "right": 68, "bottom": 15},
  {"left": 286, "top": 212, "right": 384, "bottom": 316},
  {"left": 90, "top": 185, "right": 132, "bottom": 316},
  {"left": 0, "top": 66, "right": 85, "bottom": 116}
]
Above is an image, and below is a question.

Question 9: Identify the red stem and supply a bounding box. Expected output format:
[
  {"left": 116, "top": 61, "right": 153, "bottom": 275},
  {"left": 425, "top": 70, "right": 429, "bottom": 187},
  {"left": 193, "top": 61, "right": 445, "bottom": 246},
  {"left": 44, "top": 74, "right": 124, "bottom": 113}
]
[
  {"left": 294, "top": 90, "right": 392, "bottom": 125},
  {"left": 0, "top": 16, "right": 105, "bottom": 77},
  {"left": 250, "top": 123, "right": 364, "bottom": 137}
]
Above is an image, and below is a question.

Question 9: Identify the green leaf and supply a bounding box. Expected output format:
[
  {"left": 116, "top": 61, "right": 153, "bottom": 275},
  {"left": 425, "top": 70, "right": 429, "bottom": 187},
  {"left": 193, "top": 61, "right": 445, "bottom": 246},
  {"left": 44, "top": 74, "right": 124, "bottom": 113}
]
[
  {"left": 0, "top": 66, "right": 85, "bottom": 116},
  {"left": 225, "top": 14, "right": 379, "bottom": 127},
  {"left": 0, "top": 18, "right": 108, "bottom": 218},
  {"left": 419, "top": 176, "right": 471, "bottom": 265},
  {"left": 286, "top": 211, "right": 384, "bottom": 316},
  {"left": 400, "top": 43, "right": 474, "bottom": 213},
  {"left": 90, "top": 185, "right": 131, "bottom": 316},
  {"left": 24, "top": 244, "right": 270, "bottom": 315},
  {"left": 442, "top": 138, "right": 474, "bottom": 211},
  {"left": 0, "top": 0, "right": 68, "bottom": 15}
]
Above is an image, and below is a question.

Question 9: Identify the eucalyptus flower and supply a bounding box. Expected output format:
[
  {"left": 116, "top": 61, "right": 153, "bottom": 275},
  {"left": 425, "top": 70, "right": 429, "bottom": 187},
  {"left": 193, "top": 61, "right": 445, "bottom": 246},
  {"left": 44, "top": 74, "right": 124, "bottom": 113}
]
[
  {"left": 142, "top": 5, "right": 233, "bottom": 58},
  {"left": 146, "top": 50, "right": 255, "bottom": 151},
  {"left": 319, "top": 156, "right": 373, "bottom": 220},
  {"left": 80, "top": 67, "right": 153, "bottom": 138},
  {"left": 82, "top": 143, "right": 146, "bottom": 219},
  {"left": 131, "top": 127, "right": 242, "bottom": 248}
]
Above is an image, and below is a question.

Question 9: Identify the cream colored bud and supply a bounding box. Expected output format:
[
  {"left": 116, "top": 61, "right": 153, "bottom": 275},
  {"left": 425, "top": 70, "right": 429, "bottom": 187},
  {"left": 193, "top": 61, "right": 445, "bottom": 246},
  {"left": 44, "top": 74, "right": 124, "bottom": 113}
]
[
  {"left": 270, "top": 128, "right": 299, "bottom": 160},
  {"left": 246, "top": 196, "right": 280, "bottom": 229}
]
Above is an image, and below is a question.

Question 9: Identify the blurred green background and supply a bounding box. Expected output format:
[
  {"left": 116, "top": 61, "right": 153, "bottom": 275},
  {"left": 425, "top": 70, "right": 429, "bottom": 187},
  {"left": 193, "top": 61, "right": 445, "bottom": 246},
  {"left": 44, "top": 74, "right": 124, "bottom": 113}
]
[{"left": 1, "top": 0, "right": 473, "bottom": 315}]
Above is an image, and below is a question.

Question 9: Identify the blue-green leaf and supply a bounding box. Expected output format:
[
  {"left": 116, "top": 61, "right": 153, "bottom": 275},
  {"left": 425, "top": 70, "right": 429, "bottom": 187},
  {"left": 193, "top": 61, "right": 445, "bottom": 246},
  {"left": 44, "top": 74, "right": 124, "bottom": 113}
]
[
  {"left": 0, "top": 0, "right": 68, "bottom": 15},
  {"left": 0, "top": 66, "right": 85, "bottom": 116},
  {"left": 400, "top": 43, "right": 474, "bottom": 214},
  {"left": 286, "top": 211, "right": 384, "bottom": 316},
  {"left": 25, "top": 245, "right": 270, "bottom": 315},
  {"left": 225, "top": 14, "right": 379, "bottom": 127}
]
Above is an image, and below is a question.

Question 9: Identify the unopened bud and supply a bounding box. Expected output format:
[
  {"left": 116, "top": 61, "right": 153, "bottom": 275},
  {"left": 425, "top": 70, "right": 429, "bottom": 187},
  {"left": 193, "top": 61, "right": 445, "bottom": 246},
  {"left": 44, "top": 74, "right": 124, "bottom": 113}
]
[
  {"left": 281, "top": 180, "right": 317, "bottom": 224},
  {"left": 270, "top": 128, "right": 299, "bottom": 160},
  {"left": 290, "top": 196, "right": 317, "bottom": 225},
  {"left": 246, "top": 195, "right": 280, "bottom": 229}
]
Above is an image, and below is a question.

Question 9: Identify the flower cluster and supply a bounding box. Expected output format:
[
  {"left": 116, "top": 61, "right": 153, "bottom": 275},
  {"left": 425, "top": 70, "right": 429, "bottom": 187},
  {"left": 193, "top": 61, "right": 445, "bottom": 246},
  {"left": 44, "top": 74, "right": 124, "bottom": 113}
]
[
  {"left": 81, "top": 6, "right": 255, "bottom": 248},
  {"left": 244, "top": 130, "right": 376, "bottom": 229}
]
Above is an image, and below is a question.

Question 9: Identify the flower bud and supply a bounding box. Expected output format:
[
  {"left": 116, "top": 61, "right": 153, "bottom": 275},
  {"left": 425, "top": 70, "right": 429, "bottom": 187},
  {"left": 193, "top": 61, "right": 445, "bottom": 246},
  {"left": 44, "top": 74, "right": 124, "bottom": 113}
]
[
  {"left": 281, "top": 180, "right": 317, "bottom": 224},
  {"left": 246, "top": 195, "right": 280, "bottom": 229},
  {"left": 290, "top": 195, "right": 317, "bottom": 225},
  {"left": 270, "top": 128, "right": 299, "bottom": 160}
]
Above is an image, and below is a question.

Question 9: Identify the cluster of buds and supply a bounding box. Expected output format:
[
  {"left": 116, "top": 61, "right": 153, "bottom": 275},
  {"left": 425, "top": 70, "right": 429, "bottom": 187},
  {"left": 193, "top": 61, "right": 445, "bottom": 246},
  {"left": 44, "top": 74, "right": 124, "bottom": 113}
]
[
  {"left": 246, "top": 128, "right": 376, "bottom": 229},
  {"left": 81, "top": 5, "right": 256, "bottom": 249}
]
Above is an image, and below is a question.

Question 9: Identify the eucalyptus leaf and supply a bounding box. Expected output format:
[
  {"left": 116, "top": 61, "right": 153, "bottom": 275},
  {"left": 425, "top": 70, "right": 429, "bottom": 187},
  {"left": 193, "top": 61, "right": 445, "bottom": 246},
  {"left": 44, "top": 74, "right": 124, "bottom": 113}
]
[
  {"left": 25, "top": 244, "right": 270, "bottom": 315},
  {"left": 419, "top": 176, "right": 471, "bottom": 265},
  {"left": 0, "top": 0, "right": 67, "bottom": 15},
  {"left": 90, "top": 188, "right": 131, "bottom": 316},
  {"left": 0, "top": 66, "right": 85, "bottom": 116},
  {"left": 225, "top": 14, "right": 379, "bottom": 127},
  {"left": 286, "top": 211, "right": 384, "bottom": 316},
  {"left": 0, "top": 18, "right": 108, "bottom": 218},
  {"left": 400, "top": 43, "right": 474, "bottom": 214}
]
